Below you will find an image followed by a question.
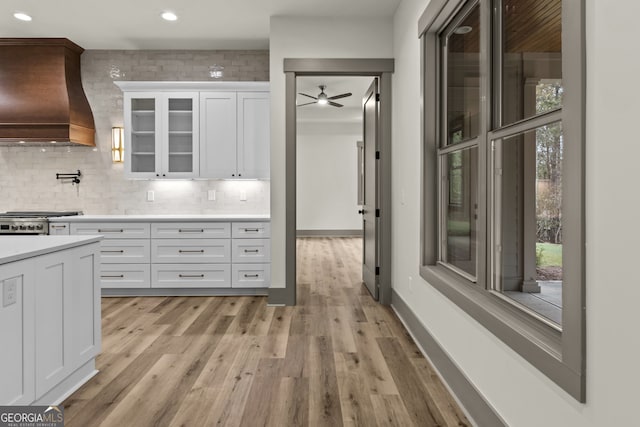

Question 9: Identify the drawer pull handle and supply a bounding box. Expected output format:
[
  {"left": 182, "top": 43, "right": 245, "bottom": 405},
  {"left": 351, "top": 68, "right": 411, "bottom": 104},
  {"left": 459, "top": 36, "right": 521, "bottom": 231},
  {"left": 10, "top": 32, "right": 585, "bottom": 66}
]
[
  {"left": 244, "top": 228, "right": 259, "bottom": 232},
  {"left": 179, "top": 249, "right": 205, "bottom": 253},
  {"left": 179, "top": 229, "right": 204, "bottom": 233},
  {"left": 244, "top": 274, "right": 260, "bottom": 278},
  {"left": 101, "top": 250, "right": 125, "bottom": 254},
  {"left": 179, "top": 274, "right": 205, "bottom": 278},
  {"left": 98, "top": 229, "right": 124, "bottom": 233},
  {"left": 244, "top": 249, "right": 260, "bottom": 253},
  {"left": 51, "top": 225, "right": 67, "bottom": 229},
  {"left": 101, "top": 274, "right": 124, "bottom": 278}
]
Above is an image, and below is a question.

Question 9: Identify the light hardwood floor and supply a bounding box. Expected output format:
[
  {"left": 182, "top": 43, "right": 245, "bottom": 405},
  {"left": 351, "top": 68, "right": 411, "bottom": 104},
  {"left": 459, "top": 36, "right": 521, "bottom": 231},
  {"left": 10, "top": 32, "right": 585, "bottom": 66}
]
[{"left": 62, "top": 237, "right": 470, "bottom": 427}]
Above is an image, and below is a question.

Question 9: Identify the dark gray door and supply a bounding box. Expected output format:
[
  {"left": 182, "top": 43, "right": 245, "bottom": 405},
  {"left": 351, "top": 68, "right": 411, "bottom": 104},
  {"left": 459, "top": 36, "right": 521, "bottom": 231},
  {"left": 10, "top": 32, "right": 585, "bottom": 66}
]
[{"left": 362, "top": 79, "right": 379, "bottom": 300}]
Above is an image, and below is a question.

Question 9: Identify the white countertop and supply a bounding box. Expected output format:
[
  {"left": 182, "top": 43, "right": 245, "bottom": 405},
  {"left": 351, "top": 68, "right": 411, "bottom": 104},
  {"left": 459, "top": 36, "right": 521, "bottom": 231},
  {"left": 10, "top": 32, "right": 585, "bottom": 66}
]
[
  {"left": 0, "top": 235, "right": 103, "bottom": 265},
  {"left": 49, "top": 214, "right": 271, "bottom": 223}
]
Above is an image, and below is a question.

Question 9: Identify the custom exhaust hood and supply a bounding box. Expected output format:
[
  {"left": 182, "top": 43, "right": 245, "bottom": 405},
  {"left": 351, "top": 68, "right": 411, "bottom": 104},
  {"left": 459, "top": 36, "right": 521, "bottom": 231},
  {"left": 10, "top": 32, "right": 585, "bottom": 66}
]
[{"left": 0, "top": 38, "right": 95, "bottom": 146}]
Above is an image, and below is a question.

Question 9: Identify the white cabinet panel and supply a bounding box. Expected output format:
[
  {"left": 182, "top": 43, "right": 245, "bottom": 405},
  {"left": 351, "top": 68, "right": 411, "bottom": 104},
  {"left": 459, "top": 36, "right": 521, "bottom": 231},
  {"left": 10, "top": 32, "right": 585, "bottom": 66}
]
[
  {"left": 71, "top": 223, "right": 151, "bottom": 239},
  {"left": 100, "top": 264, "right": 151, "bottom": 289},
  {"left": 237, "top": 92, "right": 270, "bottom": 179},
  {"left": 152, "top": 264, "right": 231, "bottom": 288},
  {"left": 70, "top": 246, "right": 100, "bottom": 366},
  {"left": 232, "top": 239, "right": 271, "bottom": 263},
  {"left": 34, "top": 251, "right": 71, "bottom": 399},
  {"left": 100, "top": 239, "right": 151, "bottom": 263},
  {"left": 200, "top": 92, "right": 237, "bottom": 178},
  {"left": 152, "top": 239, "right": 231, "bottom": 264},
  {"left": 0, "top": 261, "right": 35, "bottom": 405},
  {"left": 232, "top": 263, "right": 270, "bottom": 288},
  {"left": 151, "top": 222, "right": 230, "bottom": 239},
  {"left": 232, "top": 222, "right": 271, "bottom": 238},
  {"left": 49, "top": 223, "right": 70, "bottom": 235}
]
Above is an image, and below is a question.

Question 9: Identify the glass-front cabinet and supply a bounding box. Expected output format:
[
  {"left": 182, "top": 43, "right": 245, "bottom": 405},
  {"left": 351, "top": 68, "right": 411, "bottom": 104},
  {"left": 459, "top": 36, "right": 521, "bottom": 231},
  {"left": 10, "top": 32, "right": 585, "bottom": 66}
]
[{"left": 123, "top": 92, "right": 199, "bottom": 179}]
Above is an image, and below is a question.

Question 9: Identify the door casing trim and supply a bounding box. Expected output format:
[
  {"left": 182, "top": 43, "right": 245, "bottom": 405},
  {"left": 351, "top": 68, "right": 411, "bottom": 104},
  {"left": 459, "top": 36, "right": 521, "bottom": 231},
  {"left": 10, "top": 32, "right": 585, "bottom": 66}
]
[{"left": 269, "top": 58, "right": 394, "bottom": 306}]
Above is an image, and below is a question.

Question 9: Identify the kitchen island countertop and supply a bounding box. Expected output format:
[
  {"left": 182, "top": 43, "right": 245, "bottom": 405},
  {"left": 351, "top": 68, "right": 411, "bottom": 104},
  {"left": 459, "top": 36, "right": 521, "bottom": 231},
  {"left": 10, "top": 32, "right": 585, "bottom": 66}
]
[{"left": 0, "top": 235, "right": 102, "bottom": 265}]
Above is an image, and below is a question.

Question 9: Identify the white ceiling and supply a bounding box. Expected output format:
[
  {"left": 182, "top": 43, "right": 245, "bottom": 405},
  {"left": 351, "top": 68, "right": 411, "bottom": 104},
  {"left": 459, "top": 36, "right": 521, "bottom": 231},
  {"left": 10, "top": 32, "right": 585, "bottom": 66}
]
[{"left": 0, "top": 0, "right": 400, "bottom": 49}]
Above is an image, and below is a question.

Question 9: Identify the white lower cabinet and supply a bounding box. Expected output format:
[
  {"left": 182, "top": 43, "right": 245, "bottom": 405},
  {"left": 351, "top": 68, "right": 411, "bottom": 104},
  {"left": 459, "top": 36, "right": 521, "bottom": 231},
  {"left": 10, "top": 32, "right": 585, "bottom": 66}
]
[
  {"left": 35, "top": 246, "right": 100, "bottom": 399},
  {"left": 152, "top": 264, "right": 231, "bottom": 288},
  {"left": 0, "top": 241, "right": 100, "bottom": 405},
  {"left": 232, "top": 263, "right": 270, "bottom": 288},
  {"left": 151, "top": 238, "right": 231, "bottom": 264},
  {"left": 0, "top": 260, "right": 35, "bottom": 405},
  {"left": 49, "top": 223, "right": 70, "bottom": 235},
  {"left": 100, "top": 264, "right": 151, "bottom": 289},
  {"left": 60, "top": 219, "right": 270, "bottom": 292}
]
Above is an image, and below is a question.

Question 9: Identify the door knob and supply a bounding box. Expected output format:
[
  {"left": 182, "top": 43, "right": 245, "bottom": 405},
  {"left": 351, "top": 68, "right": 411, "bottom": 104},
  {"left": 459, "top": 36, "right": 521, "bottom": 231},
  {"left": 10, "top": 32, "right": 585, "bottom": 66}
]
[{"left": 358, "top": 209, "right": 365, "bottom": 214}]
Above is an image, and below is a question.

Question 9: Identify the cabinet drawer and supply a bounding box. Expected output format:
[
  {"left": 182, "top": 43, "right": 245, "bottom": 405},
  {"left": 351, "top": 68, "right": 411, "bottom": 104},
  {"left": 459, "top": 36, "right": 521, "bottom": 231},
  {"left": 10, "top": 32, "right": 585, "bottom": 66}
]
[
  {"left": 151, "top": 222, "right": 230, "bottom": 239},
  {"left": 232, "top": 264, "right": 270, "bottom": 288},
  {"left": 151, "top": 264, "right": 231, "bottom": 288},
  {"left": 232, "top": 239, "right": 271, "bottom": 263},
  {"left": 152, "top": 239, "right": 230, "bottom": 263},
  {"left": 71, "top": 223, "right": 151, "bottom": 239},
  {"left": 100, "top": 264, "right": 151, "bottom": 289},
  {"left": 49, "top": 223, "right": 70, "bottom": 235},
  {"left": 232, "top": 222, "right": 271, "bottom": 238},
  {"left": 100, "top": 239, "right": 150, "bottom": 263}
]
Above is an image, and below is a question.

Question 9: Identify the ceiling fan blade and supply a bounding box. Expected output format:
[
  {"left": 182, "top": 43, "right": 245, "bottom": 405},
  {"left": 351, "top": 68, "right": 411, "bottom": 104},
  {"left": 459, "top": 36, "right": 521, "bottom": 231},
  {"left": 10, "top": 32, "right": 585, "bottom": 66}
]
[
  {"left": 328, "top": 101, "right": 344, "bottom": 108},
  {"left": 298, "top": 93, "right": 318, "bottom": 100},
  {"left": 297, "top": 101, "right": 317, "bottom": 107},
  {"left": 328, "top": 92, "right": 352, "bottom": 100}
]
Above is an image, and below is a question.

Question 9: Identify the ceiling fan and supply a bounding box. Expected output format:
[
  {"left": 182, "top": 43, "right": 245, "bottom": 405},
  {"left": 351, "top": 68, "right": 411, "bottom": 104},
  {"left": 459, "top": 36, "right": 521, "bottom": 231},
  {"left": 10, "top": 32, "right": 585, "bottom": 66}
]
[{"left": 298, "top": 85, "right": 352, "bottom": 108}]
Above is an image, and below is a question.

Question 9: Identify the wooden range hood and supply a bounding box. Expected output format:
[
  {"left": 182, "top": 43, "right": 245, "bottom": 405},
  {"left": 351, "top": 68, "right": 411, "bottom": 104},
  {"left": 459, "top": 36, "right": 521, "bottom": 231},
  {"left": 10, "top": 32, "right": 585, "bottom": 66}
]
[{"left": 0, "top": 38, "right": 95, "bottom": 146}]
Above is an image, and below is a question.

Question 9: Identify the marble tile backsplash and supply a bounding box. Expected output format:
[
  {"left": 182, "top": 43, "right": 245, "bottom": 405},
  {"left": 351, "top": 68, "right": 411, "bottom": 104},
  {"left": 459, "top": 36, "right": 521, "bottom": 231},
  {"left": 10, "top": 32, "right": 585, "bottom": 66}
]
[{"left": 0, "top": 49, "right": 270, "bottom": 215}]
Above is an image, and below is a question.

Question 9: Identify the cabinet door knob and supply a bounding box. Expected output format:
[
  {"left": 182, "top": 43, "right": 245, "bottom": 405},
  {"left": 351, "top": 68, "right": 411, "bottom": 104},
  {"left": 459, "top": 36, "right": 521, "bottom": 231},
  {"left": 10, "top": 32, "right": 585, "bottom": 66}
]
[
  {"left": 232, "top": 174, "right": 235, "bottom": 177},
  {"left": 156, "top": 174, "right": 160, "bottom": 177},
  {"left": 238, "top": 173, "right": 242, "bottom": 177}
]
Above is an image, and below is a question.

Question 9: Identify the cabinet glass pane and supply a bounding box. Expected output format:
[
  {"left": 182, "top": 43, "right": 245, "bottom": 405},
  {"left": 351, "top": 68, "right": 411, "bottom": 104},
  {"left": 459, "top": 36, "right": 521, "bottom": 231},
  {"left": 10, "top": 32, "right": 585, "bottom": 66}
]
[
  {"left": 501, "top": 0, "right": 562, "bottom": 125},
  {"left": 168, "top": 98, "right": 193, "bottom": 173},
  {"left": 130, "top": 98, "right": 156, "bottom": 173}
]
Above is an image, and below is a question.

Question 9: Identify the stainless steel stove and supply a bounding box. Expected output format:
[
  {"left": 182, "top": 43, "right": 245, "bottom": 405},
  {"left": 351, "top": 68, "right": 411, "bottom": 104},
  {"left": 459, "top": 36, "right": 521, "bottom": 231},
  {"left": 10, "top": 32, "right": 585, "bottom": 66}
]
[{"left": 0, "top": 211, "right": 82, "bottom": 235}]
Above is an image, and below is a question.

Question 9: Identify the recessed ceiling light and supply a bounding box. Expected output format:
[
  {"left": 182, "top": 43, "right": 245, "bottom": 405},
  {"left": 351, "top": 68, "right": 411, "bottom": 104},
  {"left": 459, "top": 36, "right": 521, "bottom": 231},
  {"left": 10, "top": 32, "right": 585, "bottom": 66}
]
[
  {"left": 14, "top": 12, "right": 32, "bottom": 22},
  {"left": 161, "top": 11, "right": 178, "bottom": 21}
]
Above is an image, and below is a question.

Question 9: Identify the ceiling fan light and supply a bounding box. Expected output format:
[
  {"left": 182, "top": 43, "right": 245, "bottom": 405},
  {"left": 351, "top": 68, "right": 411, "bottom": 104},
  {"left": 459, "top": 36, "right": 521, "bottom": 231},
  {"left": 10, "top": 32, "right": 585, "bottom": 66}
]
[{"left": 317, "top": 98, "right": 328, "bottom": 105}]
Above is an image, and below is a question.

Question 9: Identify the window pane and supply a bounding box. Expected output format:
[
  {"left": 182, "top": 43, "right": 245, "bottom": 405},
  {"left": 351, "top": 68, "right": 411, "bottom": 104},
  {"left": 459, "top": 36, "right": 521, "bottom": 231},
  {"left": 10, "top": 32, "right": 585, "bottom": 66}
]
[
  {"left": 493, "top": 122, "right": 563, "bottom": 325},
  {"left": 445, "top": 3, "right": 480, "bottom": 145},
  {"left": 443, "top": 147, "right": 478, "bottom": 277},
  {"left": 502, "top": 0, "right": 562, "bottom": 125}
]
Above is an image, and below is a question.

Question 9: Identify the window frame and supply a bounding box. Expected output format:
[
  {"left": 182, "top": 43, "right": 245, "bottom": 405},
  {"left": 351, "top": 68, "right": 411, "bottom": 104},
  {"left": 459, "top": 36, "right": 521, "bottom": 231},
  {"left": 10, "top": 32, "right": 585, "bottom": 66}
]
[{"left": 419, "top": 0, "right": 586, "bottom": 401}]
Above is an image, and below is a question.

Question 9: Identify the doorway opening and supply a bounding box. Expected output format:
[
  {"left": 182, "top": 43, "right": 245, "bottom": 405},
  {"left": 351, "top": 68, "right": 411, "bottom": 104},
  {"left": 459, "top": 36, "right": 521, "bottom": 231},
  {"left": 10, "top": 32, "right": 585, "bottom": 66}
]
[
  {"left": 268, "top": 58, "right": 394, "bottom": 307},
  {"left": 295, "top": 76, "right": 373, "bottom": 299}
]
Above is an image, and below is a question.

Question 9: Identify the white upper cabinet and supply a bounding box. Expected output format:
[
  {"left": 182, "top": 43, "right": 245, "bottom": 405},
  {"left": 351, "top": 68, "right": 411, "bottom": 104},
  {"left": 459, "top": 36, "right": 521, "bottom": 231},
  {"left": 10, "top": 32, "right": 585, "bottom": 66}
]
[
  {"left": 200, "top": 92, "right": 238, "bottom": 178},
  {"left": 116, "top": 82, "right": 269, "bottom": 180},
  {"left": 123, "top": 91, "right": 199, "bottom": 179},
  {"left": 200, "top": 91, "right": 270, "bottom": 179},
  {"left": 237, "top": 92, "right": 270, "bottom": 179}
]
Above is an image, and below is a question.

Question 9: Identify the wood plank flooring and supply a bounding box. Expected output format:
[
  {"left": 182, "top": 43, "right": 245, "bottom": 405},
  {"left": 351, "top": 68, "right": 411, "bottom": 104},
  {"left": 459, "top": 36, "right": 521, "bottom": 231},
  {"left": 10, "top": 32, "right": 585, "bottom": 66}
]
[{"left": 63, "top": 237, "right": 470, "bottom": 427}]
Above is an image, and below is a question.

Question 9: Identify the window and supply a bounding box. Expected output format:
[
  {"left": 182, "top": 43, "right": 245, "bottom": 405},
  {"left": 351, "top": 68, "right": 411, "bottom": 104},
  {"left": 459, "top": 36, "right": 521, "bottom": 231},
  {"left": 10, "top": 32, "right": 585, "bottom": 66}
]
[{"left": 419, "top": 0, "right": 585, "bottom": 401}]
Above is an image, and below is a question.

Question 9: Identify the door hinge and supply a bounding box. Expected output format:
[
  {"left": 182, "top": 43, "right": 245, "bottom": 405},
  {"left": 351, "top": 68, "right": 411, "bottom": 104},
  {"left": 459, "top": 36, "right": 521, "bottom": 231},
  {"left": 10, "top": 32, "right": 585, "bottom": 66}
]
[
  {"left": 375, "top": 266, "right": 380, "bottom": 275},
  {"left": 375, "top": 208, "right": 380, "bottom": 218},
  {"left": 375, "top": 151, "right": 380, "bottom": 160},
  {"left": 376, "top": 93, "right": 380, "bottom": 102}
]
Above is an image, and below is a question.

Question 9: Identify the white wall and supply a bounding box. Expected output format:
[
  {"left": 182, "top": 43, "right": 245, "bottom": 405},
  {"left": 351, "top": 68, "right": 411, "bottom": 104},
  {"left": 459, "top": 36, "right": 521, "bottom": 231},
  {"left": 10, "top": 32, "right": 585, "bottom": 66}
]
[
  {"left": 296, "top": 131, "right": 362, "bottom": 231},
  {"left": 269, "top": 16, "right": 394, "bottom": 288},
  {"left": 392, "top": 0, "right": 640, "bottom": 425}
]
